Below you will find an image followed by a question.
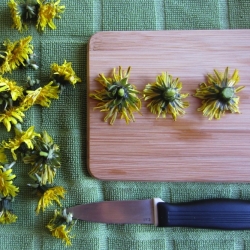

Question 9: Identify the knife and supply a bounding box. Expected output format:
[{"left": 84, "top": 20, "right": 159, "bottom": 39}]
[{"left": 66, "top": 198, "right": 250, "bottom": 229}]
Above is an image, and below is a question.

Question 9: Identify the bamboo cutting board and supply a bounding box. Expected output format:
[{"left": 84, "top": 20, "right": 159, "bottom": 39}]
[{"left": 87, "top": 30, "right": 250, "bottom": 182}]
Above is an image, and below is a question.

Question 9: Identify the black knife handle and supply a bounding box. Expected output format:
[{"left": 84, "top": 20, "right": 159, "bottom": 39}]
[{"left": 157, "top": 199, "right": 250, "bottom": 229}]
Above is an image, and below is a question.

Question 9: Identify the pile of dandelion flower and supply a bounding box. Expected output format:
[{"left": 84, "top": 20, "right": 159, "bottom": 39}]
[
  {"left": 0, "top": 74, "right": 59, "bottom": 132},
  {"left": 0, "top": 33, "right": 80, "bottom": 245},
  {"left": 194, "top": 67, "right": 245, "bottom": 120},
  {"left": 0, "top": 37, "right": 80, "bottom": 132},
  {"left": 143, "top": 72, "right": 189, "bottom": 121},
  {"left": 0, "top": 36, "right": 38, "bottom": 131},
  {"left": 8, "top": 0, "right": 65, "bottom": 32},
  {"left": 90, "top": 66, "right": 141, "bottom": 125},
  {"left": 2, "top": 124, "right": 64, "bottom": 211}
]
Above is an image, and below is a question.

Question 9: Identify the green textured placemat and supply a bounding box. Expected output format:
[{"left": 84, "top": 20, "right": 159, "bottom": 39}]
[{"left": 0, "top": 0, "right": 250, "bottom": 250}]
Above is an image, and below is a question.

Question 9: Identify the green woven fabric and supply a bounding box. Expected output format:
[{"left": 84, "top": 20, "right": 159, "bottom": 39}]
[{"left": 0, "top": 0, "right": 249, "bottom": 249}]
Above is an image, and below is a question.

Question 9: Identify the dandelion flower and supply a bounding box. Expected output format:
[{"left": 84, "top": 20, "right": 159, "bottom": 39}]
[
  {"left": 0, "top": 165, "right": 19, "bottom": 198},
  {"left": 2, "top": 125, "right": 40, "bottom": 160},
  {"left": 36, "top": 0, "right": 65, "bottom": 31},
  {"left": 8, "top": 0, "right": 25, "bottom": 32},
  {"left": 90, "top": 66, "right": 141, "bottom": 125},
  {"left": 8, "top": 0, "right": 31, "bottom": 32},
  {"left": 32, "top": 184, "right": 66, "bottom": 213},
  {"left": 22, "top": 81, "right": 59, "bottom": 109},
  {"left": 0, "top": 198, "right": 17, "bottom": 224},
  {"left": 194, "top": 67, "right": 245, "bottom": 120},
  {"left": 50, "top": 60, "right": 81, "bottom": 88},
  {"left": 23, "top": 131, "right": 60, "bottom": 184},
  {"left": 37, "top": 82, "right": 60, "bottom": 104},
  {"left": 0, "top": 106, "right": 26, "bottom": 132},
  {"left": 143, "top": 72, "right": 189, "bottom": 121},
  {"left": 47, "top": 209, "right": 75, "bottom": 246},
  {"left": 0, "top": 36, "right": 34, "bottom": 74}
]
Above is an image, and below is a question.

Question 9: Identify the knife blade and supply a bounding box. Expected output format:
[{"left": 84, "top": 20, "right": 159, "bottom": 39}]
[{"left": 66, "top": 198, "right": 250, "bottom": 229}]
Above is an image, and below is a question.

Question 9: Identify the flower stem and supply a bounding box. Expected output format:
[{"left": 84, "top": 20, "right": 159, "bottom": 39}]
[
  {"left": 221, "top": 87, "right": 234, "bottom": 100},
  {"left": 118, "top": 88, "right": 125, "bottom": 97},
  {"left": 39, "top": 151, "right": 48, "bottom": 157},
  {"left": 164, "top": 88, "right": 176, "bottom": 101}
]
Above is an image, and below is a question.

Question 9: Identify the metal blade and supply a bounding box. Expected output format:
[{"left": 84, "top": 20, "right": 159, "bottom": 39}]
[{"left": 66, "top": 199, "right": 154, "bottom": 224}]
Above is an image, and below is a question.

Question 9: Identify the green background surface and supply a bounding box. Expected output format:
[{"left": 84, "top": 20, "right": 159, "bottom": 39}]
[{"left": 0, "top": 0, "right": 249, "bottom": 249}]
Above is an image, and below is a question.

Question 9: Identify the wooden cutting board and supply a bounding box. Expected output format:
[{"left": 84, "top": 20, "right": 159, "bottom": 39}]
[{"left": 87, "top": 30, "right": 250, "bottom": 182}]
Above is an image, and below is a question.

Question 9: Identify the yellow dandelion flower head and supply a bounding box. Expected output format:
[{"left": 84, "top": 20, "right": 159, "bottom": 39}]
[
  {"left": 36, "top": 186, "right": 66, "bottom": 213},
  {"left": 90, "top": 66, "right": 142, "bottom": 125},
  {"left": 2, "top": 36, "right": 33, "bottom": 74},
  {"left": 51, "top": 60, "right": 82, "bottom": 87},
  {"left": 194, "top": 67, "right": 245, "bottom": 120},
  {"left": 2, "top": 125, "right": 40, "bottom": 160},
  {"left": 0, "top": 76, "right": 24, "bottom": 101},
  {"left": 8, "top": 0, "right": 27, "bottom": 32},
  {"left": 0, "top": 209, "right": 17, "bottom": 224},
  {"left": 25, "top": 131, "right": 60, "bottom": 185},
  {"left": 143, "top": 72, "right": 189, "bottom": 121},
  {"left": 36, "top": 0, "right": 65, "bottom": 31},
  {"left": 0, "top": 166, "right": 19, "bottom": 197},
  {"left": 0, "top": 106, "right": 25, "bottom": 132},
  {"left": 47, "top": 209, "right": 75, "bottom": 246},
  {"left": 24, "top": 81, "right": 60, "bottom": 108}
]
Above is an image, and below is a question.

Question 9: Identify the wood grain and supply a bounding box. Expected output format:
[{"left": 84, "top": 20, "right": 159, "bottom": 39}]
[{"left": 87, "top": 30, "right": 250, "bottom": 182}]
